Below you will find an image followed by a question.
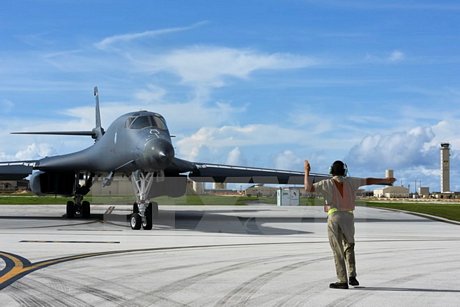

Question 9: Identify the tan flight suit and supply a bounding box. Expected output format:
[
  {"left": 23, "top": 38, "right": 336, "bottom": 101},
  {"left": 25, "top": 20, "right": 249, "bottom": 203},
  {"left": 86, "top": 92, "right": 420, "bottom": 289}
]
[{"left": 314, "top": 176, "right": 365, "bottom": 283}]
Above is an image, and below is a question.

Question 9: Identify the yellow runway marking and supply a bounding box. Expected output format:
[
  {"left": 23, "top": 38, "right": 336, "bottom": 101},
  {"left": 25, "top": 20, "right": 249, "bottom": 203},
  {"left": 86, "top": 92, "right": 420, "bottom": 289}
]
[
  {"left": 0, "top": 252, "right": 30, "bottom": 284},
  {"left": 1, "top": 241, "right": 307, "bottom": 290},
  {"left": 0, "top": 251, "right": 117, "bottom": 290}
]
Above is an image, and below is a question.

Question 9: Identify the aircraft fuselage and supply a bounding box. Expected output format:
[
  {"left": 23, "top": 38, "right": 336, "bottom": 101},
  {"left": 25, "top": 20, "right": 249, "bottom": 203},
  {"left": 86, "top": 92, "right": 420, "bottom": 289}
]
[{"left": 36, "top": 111, "right": 175, "bottom": 174}]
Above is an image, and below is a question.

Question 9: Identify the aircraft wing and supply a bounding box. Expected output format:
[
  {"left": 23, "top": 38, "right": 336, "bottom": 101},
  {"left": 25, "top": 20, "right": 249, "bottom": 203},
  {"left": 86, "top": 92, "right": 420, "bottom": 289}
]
[
  {"left": 186, "top": 161, "right": 329, "bottom": 185},
  {"left": 0, "top": 162, "right": 35, "bottom": 180},
  {"left": 0, "top": 155, "right": 328, "bottom": 185}
]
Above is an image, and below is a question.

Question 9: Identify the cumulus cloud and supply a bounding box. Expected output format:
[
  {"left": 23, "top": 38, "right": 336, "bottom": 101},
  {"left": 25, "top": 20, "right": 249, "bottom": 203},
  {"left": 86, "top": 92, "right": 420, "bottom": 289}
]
[
  {"left": 175, "top": 124, "right": 306, "bottom": 161},
  {"left": 429, "top": 120, "right": 460, "bottom": 149},
  {"left": 274, "top": 150, "right": 302, "bottom": 170},
  {"left": 345, "top": 125, "right": 460, "bottom": 192},
  {"left": 347, "top": 126, "right": 436, "bottom": 171},
  {"left": 226, "top": 147, "right": 245, "bottom": 165},
  {"left": 345, "top": 120, "right": 460, "bottom": 191},
  {"left": 138, "top": 46, "right": 317, "bottom": 88},
  {"left": 14, "top": 143, "right": 55, "bottom": 160},
  {"left": 132, "top": 86, "right": 246, "bottom": 132}
]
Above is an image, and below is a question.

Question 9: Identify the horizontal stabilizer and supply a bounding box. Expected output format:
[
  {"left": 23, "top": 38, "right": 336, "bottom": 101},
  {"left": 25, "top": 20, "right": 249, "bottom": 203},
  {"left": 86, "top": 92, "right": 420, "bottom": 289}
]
[{"left": 11, "top": 131, "right": 96, "bottom": 137}]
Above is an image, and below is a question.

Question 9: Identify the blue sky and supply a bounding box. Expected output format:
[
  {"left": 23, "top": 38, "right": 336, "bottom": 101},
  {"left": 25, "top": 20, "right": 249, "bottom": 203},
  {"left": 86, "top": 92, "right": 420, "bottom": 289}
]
[{"left": 1, "top": 0, "right": 460, "bottom": 192}]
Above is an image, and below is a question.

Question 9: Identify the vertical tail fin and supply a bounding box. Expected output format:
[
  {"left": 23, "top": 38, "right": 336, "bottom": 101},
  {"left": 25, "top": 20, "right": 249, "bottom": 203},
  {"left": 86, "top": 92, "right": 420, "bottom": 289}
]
[
  {"left": 94, "top": 86, "right": 102, "bottom": 129},
  {"left": 92, "top": 86, "right": 104, "bottom": 141}
]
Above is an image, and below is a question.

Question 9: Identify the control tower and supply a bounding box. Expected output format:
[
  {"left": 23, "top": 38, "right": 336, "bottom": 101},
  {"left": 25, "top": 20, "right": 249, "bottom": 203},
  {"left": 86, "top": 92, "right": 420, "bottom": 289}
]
[{"left": 440, "top": 143, "right": 450, "bottom": 193}]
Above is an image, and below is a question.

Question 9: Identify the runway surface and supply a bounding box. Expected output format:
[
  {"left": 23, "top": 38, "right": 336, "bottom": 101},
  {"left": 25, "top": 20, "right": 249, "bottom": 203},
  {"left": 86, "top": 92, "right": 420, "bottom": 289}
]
[{"left": 1, "top": 204, "right": 459, "bottom": 306}]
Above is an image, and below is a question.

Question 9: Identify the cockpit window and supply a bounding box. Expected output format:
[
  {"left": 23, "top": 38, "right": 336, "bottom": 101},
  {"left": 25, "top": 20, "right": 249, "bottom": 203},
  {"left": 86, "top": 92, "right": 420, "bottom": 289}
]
[
  {"left": 153, "top": 115, "right": 167, "bottom": 130},
  {"left": 126, "top": 115, "right": 168, "bottom": 130},
  {"left": 130, "top": 116, "right": 151, "bottom": 129}
]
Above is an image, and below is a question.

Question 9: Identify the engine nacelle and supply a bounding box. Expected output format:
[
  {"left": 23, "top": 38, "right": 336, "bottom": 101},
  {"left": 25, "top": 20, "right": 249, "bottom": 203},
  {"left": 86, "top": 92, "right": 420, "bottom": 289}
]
[{"left": 30, "top": 171, "right": 76, "bottom": 196}]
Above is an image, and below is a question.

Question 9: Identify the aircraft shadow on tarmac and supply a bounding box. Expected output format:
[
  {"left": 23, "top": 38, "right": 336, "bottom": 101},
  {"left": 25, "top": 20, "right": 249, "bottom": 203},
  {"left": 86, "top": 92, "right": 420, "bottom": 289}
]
[
  {"left": 103, "top": 209, "right": 434, "bottom": 235},
  {"left": 0, "top": 208, "right": 434, "bottom": 234},
  {"left": 105, "top": 210, "right": 317, "bottom": 235}
]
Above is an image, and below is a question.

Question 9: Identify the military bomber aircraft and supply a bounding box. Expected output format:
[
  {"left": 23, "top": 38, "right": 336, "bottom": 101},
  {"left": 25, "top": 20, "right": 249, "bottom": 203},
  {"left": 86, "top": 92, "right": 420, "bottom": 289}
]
[{"left": 0, "top": 87, "right": 328, "bottom": 230}]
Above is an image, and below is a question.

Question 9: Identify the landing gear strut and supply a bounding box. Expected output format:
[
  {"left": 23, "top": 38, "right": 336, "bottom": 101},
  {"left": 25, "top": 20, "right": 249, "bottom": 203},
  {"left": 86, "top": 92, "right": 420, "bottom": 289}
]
[
  {"left": 66, "top": 173, "right": 93, "bottom": 219},
  {"left": 130, "top": 170, "right": 161, "bottom": 230}
]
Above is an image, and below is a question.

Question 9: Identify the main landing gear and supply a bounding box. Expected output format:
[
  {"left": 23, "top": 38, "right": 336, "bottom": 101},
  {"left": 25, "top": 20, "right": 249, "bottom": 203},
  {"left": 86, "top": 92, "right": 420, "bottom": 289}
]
[
  {"left": 66, "top": 197, "right": 91, "bottom": 219},
  {"left": 66, "top": 173, "right": 93, "bottom": 219},
  {"left": 129, "top": 170, "right": 160, "bottom": 230}
]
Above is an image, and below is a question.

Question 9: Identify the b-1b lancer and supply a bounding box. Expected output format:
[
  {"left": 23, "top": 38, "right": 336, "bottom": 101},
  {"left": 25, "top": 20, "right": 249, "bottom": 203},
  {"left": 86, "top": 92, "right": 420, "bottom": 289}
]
[{"left": 0, "top": 87, "right": 328, "bottom": 230}]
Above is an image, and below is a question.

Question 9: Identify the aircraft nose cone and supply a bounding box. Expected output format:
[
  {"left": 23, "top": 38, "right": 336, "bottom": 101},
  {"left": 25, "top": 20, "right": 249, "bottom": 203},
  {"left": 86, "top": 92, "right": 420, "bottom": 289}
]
[{"left": 143, "top": 138, "right": 175, "bottom": 169}]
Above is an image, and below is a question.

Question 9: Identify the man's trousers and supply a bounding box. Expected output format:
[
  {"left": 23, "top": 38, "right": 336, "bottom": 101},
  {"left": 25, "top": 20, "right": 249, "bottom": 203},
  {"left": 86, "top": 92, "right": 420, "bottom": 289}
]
[{"left": 327, "top": 211, "right": 356, "bottom": 283}]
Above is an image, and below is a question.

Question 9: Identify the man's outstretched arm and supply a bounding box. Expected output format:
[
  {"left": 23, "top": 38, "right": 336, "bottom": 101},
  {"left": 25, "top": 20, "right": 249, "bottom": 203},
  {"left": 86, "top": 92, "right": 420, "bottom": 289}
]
[
  {"left": 365, "top": 177, "right": 396, "bottom": 186},
  {"left": 304, "top": 160, "right": 315, "bottom": 192}
]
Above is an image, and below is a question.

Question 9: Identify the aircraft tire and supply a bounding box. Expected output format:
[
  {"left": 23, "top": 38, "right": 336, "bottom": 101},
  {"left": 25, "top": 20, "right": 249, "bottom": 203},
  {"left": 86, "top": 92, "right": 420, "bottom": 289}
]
[
  {"left": 66, "top": 201, "right": 75, "bottom": 219},
  {"left": 142, "top": 203, "right": 153, "bottom": 230},
  {"left": 82, "top": 201, "right": 91, "bottom": 219},
  {"left": 130, "top": 213, "right": 142, "bottom": 230}
]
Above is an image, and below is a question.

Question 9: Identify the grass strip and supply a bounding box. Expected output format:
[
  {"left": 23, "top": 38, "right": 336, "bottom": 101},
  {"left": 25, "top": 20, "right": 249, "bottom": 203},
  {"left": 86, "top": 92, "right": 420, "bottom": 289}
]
[{"left": 359, "top": 201, "right": 460, "bottom": 222}]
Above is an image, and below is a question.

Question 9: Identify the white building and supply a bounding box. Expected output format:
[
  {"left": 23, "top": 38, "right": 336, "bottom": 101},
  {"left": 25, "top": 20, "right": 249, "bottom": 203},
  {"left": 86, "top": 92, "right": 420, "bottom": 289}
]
[{"left": 373, "top": 186, "right": 410, "bottom": 198}]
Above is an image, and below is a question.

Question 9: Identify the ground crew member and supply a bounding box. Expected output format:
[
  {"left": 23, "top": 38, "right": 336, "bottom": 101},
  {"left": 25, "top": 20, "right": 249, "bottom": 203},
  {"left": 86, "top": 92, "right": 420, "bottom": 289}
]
[{"left": 304, "top": 160, "right": 395, "bottom": 289}]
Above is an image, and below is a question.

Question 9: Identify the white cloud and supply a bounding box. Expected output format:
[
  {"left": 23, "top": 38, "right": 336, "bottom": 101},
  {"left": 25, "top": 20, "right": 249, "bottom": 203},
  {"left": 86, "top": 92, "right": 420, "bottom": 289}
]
[
  {"left": 131, "top": 85, "right": 246, "bottom": 132},
  {"left": 429, "top": 120, "right": 460, "bottom": 149},
  {"left": 175, "top": 124, "right": 307, "bottom": 162},
  {"left": 364, "top": 49, "right": 406, "bottom": 64},
  {"left": 134, "top": 84, "right": 167, "bottom": 103},
  {"left": 274, "top": 150, "right": 302, "bottom": 170},
  {"left": 226, "top": 147, "right": 244, "bottom": 165},
  {"left": 347, "top": 126, "right": 436, "bottom": 171},
  {"left": 14, "top": 143, "right": 55, "bottom": 160},
  {"left": 138, "top": 46, "right": 318, "bottom": 88},
  {"left": 288, "top": 110, "right": 334, "bottom": 133},
  {"left": 94, "top": 22, "right": 208, "bottom": 50},
  {"left": 345, "top": 120, "right": 460, "bottom": 191},
  {"left": 388, "top": 50, "right": 405, "bottom": 62}
]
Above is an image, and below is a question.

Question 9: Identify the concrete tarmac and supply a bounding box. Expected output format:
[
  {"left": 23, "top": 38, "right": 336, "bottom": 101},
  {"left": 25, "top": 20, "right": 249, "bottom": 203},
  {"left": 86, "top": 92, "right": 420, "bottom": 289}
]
[{"left": 0, "top": 204, "right": 459, "bottom": 306}]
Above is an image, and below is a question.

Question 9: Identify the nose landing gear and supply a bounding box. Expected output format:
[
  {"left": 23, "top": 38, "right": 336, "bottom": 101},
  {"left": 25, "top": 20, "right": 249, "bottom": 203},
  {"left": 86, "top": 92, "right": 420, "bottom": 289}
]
[
  {"left": 130, "top": 202, "right": 158, "bottom": 230},
  {"left": 130, "top": 170, "right": 161, "bottom": 230}
]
